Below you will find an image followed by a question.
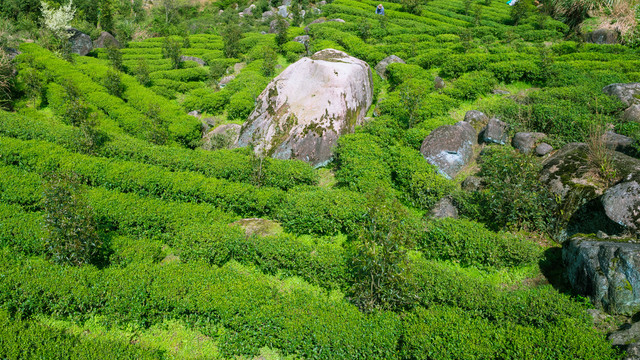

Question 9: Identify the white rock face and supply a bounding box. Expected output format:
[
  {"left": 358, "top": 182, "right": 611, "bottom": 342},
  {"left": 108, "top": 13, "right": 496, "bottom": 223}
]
[{"left": 236, "top": 49, "right": 373, "bottom": 166}]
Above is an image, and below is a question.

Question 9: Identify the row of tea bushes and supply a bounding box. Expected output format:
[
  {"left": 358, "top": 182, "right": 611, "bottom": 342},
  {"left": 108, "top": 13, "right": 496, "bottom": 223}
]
[{"left": 0, "top": 110, "right": 317, "bottom": 190}]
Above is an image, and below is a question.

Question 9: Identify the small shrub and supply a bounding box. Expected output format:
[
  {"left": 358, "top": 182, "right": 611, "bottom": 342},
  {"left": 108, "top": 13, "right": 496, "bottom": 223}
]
[
  {"left": 162, "top": 37, "right": 182, "bottom": 69},
  {"left": 104, "top": 69, "right": 124, "bottom": 98},
  {"left": 134, "top": 58, "right": 151, "bottom": 86}
]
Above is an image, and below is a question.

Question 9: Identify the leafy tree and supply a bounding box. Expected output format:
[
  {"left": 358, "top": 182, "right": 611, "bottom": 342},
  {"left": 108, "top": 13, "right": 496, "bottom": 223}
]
[
  {"left": 0, "top": 50, "right": 15, "bottom": 109},
  {"left": 511, "top": 0, "right": 536, "bottom": 25},
  {"left": 146, "top": 104, "right": 169, "bottom": 145},
  {"left": 135, "top": 58, "right": 151, "bottom": 86},
  {"left": 358, "top": 18, "right": 371, "bottom": 42},
  {"left": 106, "top": 43, "right": 123, "bottom": 71},
  {"left": 290, "top": 0, "right": 302, "bottom": 26},
  {"left": 261, "top": 46, "right": 278, "bottom": 76},
  {"left": 349, "top": 191, "right": 419, "bottom": 312},
  {"left": 222, "top": 22, "right": 243, "bottom": 58},
  {"left": 274, "top": 16, "right": 289, "bottom": 48},
  {"left": 99, "top": 0, "right": 114, "bottom": 33},
  {"left": 62, "top": 79, "right": 90, "bottom": 127},
  {"left": 162, "top": 37, "right": 182, "bottom": 69},
  {"left": 401, "top": 0, "right": 422, "bottom": 15},
  {"left": 104, "top": 68, "right": 124, "bottom": 98},
  {"left": 43, "top": 171, "right": 102, "bottom": 266},
  {"left": 398, "top": 79, "right": 428, "bottom": 128},
  {"left": 208, "top": 61, "right": 227, "bottom": 89}
]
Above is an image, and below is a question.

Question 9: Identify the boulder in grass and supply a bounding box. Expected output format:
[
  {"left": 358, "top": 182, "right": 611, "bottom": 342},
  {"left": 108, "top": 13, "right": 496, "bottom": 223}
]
[
  {"left": 624, "top": 104, "right": 640, "bottom": 123},
  {"left": 602, "top": 181, "right": 640, "bottom": 234},
  {"left": 181, "top": 55, "right": 207, "bottom": 66},
  {"left": 564, "top": 236, "right": 640, "bottom": 315},
  {"left": 230, "top": 218, "right": 283, "bottom": 238},
  {"left": 604, "top": 131, "right": 635, "bottom": 155},
  {"left": 482, "top": 117, "right": 508, "bottom": 145},
  {"left": 535, "top": 143, "right": 553, "bottom": 156},
  {"left": 203, "top": 124, "right": 241, "bottom": 150},
  {"left": 374, "top": 55, "right": 405, "bottom": 79},
  {"left": 429, "top": 197, "right": 458, "bottom": 219},
  {"left": 463, "top": 110, "right": 489, "bottom": 129},
  {"left": 585, "top": 29, "right": 619, "bottom": 45},
  {"left": 603, "top": 83, "right": 640, "bottom": 107},
  {"left": 434, "top": 76, "right": 445, "bottom": 90},
  {"left": 278, "top": 5, "right": 288, "bottom": 17},
  {"left": 66, "top": 27, "right": 93, "bottom": 56},
  {"left": 236, "top": 49, "right": 373, "bottom": 167},
  {"left": 93, "top": 31, "right": 120, "bottom": 49},
  {"left": 512, "top": 132, "right": 546, "bottom": 155},
  {"left": 420, "top": 121, "right": 477, "bottom": 179},
  {"left": 328, "top": 18, "right": 345, "bottom": 23}
]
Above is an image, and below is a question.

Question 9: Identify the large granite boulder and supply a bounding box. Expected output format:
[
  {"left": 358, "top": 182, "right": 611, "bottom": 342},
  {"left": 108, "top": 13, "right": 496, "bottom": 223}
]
[
  {"left": 66, "top": 27, "right": 93, "bottom": 56},
  {"left": 540, "top": 142, "right": 640, "bottom": 240},
  {"left": 181, "top": 55, "right": 207, "bottom": 66},
  {"left": 93, "top": 31, "right": 120, "bottom": 49},
  {"left": 564, "top": 236, "right": 640, "bottom": 315},
  {"left": 609, "top": 322, "right": 640, "bottom": 360},
  {"left": 603, "top": 83, "right": 640, "bottom": 107},
  {"left": 604, "top": 131, "right": 635, "bottom": 154},
  {"left": 512, "top": 132, "right": 546, "bottom": 154},
  {"left": 535, "top": 142, "right": 553, "bottom": 156},
  {"left": 585, "top": 29, "right": 619, "bottom": 45},
  {"left": 203, "top": 123, "right": 241, "bottom": 150},
  {"left": 420, "top": 121, "right": 477, "bottom": 179},
  {"left": 429, "top": 197, "right": 458, "bottom": 219},
  {"left": 463, "top": 110, "right": 489, "bottom": 131},
  {"left": 236, "top": 49, "right": 373, "bottom": 166},
  {"left": 374, "top": 55, "right": 405, "bottom": 79},
  {"left": 278, "top": 5, "right": 288, "bottom": 17}
]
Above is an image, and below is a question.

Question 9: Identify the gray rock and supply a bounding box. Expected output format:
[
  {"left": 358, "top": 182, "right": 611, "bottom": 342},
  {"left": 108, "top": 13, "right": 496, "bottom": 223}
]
[
  {"left": 319, "top": 0, "right": 326, "bottom": 5},
  {"left": 93, "top": 31, "right": 120, "bottom": 49},
  {"left": 512, "top": 132, "right": 546, "bottom": 154},
  {"left": 604, "top": 131, "right": 635, "bottom": 154},
  {"left": 328, "top": 18, "right": 345, "bottom": 23},
  {"left": 66, "top": 27, "right": 93, "bottom": 56},
  {"left": 602, "top": 181, "right": 640, "bottom": 234},
  {"left": 4, "top": 48, "right": 21, "bottom": 60},
  {"left": 293, "top": 35, "right": 310, "bottom": 54},
  {"left": 242, "top": 5, "right": 255, "bottom": 16},
  {"left": 463, "top": 110, "right": 488, "bottom": 128},
  {"left": 492, "top": 89, "right": 510, "bottom": 95},
  {"left": 586, "top": 29, "right": 619, "bottom": 45},
  {"left": 374, "top": 55, "right": 405, "bottom": 79},
  {"left": 603, "top": 83, "right": 640, "bottom": 107},
  {"left": 624, "top": 104, "right": 640, "bottom": 123},
  {"left": 429, "top": 197, "right": 458, "bottom": 219},
  {"left": 434, "top": 76, "right": 445, "bottom": 90},
  {"left": 278, "top": 5, "right": 288, "bottom": 17},
  {"left": 236, "top": 49, "right": 373, "bottom": 167},
  {"left": 609, "top": 322, "right": 640, "bottom": 360},
  {"left": 269, "top": 19, "right": 289, "bottom": 33},
  {"left": 420, "top": 121, "right": 477, "bottom": 179},
  {"left": 482, "top": 117, "right": 508, "bottom": 145},
  {"left": 219, "top": 75, "right": 236, "bottom": 88},
  {"left": 305, "top": 18, "right": 326, "bottom": 32},
  {"left": 535, "top": 142, "right": 553, "bottom": 156},
  {"left": 282, "top": 0, "right": 292, "bottom": 5},
  {"left": 181, "top": 55, "right": 206, "bottom": 66},
  {"left": 262, "top": 10, "right": 275, "bottom": 19},
  {"left": 188, "top": 110, "right": 201, "bottom": 118},
  {"left": 203, "top": 123, "right": 242, "bottom": 150},
  {"left": 461, "top": 176, "right": 482, "bottom": 192},
  {"left": 564, "top": 236, "right": 640, "bottom": 315}
]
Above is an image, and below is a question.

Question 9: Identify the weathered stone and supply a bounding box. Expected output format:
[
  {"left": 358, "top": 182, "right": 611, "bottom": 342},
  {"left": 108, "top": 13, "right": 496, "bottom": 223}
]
[
  {"left": 463, "top": 110, "right": 488, "bottom": 128},
  {"left": 230, "top": 218, "right": 283, "bottom": 238},
  {"left": 429, "top": 197, "right": 458, "bottom": 219},
  {"left": 270, "top": 19, "right": 289, "bottom": 33},
  {"left": 512, "top": 132, "right": 546, "bottom": 154},
  {"left": 293, "top": 35, "right": 310, "bottom": 54},
  {"left": 93, "top": 31, "right": 120, "bottom": 49},
  {"left": 219, "top": 75, "right": 236, "bottom": 88},
  {"left": 482, "top": 117, "right": 508, "bottom": 145},
  {"left": 66, "top": 27, "right": 93, "bottom": 56},
  {"left": 374, "top": 55, "right": 405, "bottom": 79},
  {"left": 188, "top": 110, "right": 201, "bottom": 118},
  {"left": 203, "top": 123, "right": 241, "bottom": 150},
  {"left": 603, "top": 83, "right": 640, "bottom": 107},
  {"left": 492, "top": 89, "right": 510, "bottom": 95},
  {"left": 420, "top": 121, "right": 477, "bottom": 179},
  {"left": 434, "top": 76, "right": 445, "bottom": 90},
  {"left": 262, "top": 10, "right": 275, "bottom": 19},
  {"left": 604, "top": 131, "right": 635, "bottom": 154},
  {"left": 236, "top": 49, "right": 373, "bottom": 167},
  {"left": 564, "top": 236, "right": 640, "bottom": 315},
  {"left": 535, "top": 142, "right": 553, "bottom": 156},
  {"left": 624, "top": 104, "right": 640, "bottom": 123},
  {"left": 461, "top": 176, "right": 482, "bottom": 192},
  {"left": 586, "top": 29, "right": 619, "bottom": 45},
  {"left": 181, "top": 55, "right": 206, "bottom": 66},
  {"left": 602, "top": 181, "right": 640, "bottom": 234},
  {"left": 278, "top": 5, "right": 288, "bottom": 17},
  {"left": 4, "top": 48, "right": 21, "bottom": 60},
  {"left": 540, "top": 142, "right": 640, "bottom": 241},
  {"left": 609, "top": 322, "right": 640, "bottom": 360},
  {"left": 328, "top": 18, "right": 345, "bottom": 23},
  {"left": 242, "top": 5, "right": 255, "bottom": 16}
]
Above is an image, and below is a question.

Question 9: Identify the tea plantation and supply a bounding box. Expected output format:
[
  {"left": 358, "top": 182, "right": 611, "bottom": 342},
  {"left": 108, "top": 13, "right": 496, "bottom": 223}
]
[{"left": 0, "top": 0, "right": 639, "bottom": 358}]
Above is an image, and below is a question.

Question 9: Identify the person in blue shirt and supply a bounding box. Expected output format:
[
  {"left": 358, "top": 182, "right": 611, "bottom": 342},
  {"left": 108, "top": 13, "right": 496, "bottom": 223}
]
[{"left": 375, "top": 4, "right": 385, "bottom": 15}]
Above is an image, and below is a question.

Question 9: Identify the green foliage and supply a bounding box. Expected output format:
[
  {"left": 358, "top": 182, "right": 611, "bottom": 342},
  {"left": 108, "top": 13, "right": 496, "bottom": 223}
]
[
  {"left": 275, "top": 16, "right": 290, "bottom": 48},
  {"left": 401, "top": 0, "right": 422, "bottom": 15},
  {"left": 477, "top": 146, "right": 556, "bottom": 232},
  {"left": 261, "top": 46, "right": 277, "bottom": 76},
  {"left": 334, "top": 133, "right": 393, "bottom": 193},
  {"left": 445, "top": 71, "right": 497, "bottom": 101},
  {"left": 223, "top": 22, "right": 243, "bottom": 58},
  {"left": 103, "top": 69, "right": 124, "bottom": 98},
  {"left": 422, "top": 218, "right": 541, "bottom": 268},
  {"left": 43, "top": 171, "right": 102, "bottom": 266},
  {"left": 106, "top": 44, "right": 123, "bottom": 71},
  {"left": 161, "top": 37, "right": 182, "bottom": 69},
  {"left": 134, "top": 58, "right": 151, "bottom": 86},
  {"left": 349, "top": 191, "right": 420, "bottom": 312}
]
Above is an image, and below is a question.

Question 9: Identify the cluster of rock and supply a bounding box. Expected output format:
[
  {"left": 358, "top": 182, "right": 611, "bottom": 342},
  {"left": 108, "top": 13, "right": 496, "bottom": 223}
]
[{"left": 66, "top": 29, "right": 120, "bottom": 56}]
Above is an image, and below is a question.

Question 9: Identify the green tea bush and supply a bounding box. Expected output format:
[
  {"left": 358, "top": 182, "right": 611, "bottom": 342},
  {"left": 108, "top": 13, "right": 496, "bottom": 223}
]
[
  {"left": 421, "top": 218, "right": 540, "bottom": 268},
  {"left": 445, "top": 71, "right": 497, "bottom": 101},
  {"left": 227, "top": 90, "right": 255, "bottom": 120},
  {"left": 385, "top": 63, "right": 433, "bottom": 90},
  {"left": 334, "top": 133, "right": 393, "bottom": 192},
  {"left": 440, "top": 53, "right": 490, "bottom": 78},
  {"left": 487, "top": 60, "right": 541, "bottom": 83}
]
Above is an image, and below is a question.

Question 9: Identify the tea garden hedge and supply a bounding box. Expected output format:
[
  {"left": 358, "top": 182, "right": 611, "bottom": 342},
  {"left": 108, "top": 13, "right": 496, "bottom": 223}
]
[{"left": 1, "top": 0, "right": 638, "bottom": 358}]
